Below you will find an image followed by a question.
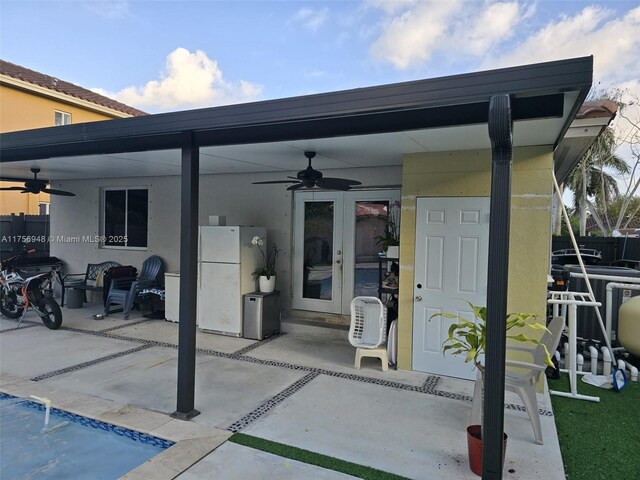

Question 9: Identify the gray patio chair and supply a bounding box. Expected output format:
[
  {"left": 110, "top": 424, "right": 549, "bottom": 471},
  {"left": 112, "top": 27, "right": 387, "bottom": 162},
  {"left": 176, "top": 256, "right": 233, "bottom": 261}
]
[
  {"left": 470, "top": 315, "right": 566, "bottom": 444},
  {"left": 104, "top": 255, "right": 164, "bottom": 319}
]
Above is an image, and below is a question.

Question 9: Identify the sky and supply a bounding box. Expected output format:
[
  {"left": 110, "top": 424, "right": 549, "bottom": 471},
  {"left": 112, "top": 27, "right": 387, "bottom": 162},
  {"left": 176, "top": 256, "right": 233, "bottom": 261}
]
[{"left": 1, "top": 0, "right": 638, "bottom": 114}]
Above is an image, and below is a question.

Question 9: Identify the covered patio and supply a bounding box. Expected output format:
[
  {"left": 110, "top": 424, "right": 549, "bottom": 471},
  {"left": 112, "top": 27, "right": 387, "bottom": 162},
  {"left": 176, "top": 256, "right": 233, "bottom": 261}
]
[
  {"left": 0, "top": 306, "right": 565, "bottom": 478},
  {"left": 0, "top": 56, "right": 597, "bottom": 477}
]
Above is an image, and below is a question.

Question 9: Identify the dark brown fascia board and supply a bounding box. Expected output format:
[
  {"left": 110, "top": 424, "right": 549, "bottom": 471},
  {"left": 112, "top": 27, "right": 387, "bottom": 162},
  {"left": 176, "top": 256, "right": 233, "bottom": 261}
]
[{"left": 0, "top": 56, "right": 592, "bottom": 163}]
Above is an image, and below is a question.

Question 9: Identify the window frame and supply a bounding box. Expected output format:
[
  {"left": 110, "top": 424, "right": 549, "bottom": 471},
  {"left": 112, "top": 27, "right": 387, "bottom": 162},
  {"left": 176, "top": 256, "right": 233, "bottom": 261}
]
[
  {"left": 101, "top": 186, "right": 149, "bottom": 250},
  {"left": 54, "top": 110, "right": 71, "bottom": 126}
]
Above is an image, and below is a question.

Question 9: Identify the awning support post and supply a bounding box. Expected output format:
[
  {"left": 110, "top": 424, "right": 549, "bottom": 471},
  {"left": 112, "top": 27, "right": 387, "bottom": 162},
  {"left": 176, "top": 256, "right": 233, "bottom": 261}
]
[
  {"left": 172, "top": 132, "right": 200, "bottom": 420},
  {"left": 483, "top": 94, "right": 512, "bottom": 479}
]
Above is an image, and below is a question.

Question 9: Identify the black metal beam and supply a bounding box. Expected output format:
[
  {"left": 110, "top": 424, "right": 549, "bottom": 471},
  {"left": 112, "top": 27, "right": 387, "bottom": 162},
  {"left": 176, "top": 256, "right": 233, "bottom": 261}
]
[
  {"left": 172, "top": 132, "right": 200, "bottom": 420},
  {"left": 483, "top": 94, "right": 513, "bottom": 479},
  {"left": 0, "top": 95, "right": 563, "bottom": 164}
]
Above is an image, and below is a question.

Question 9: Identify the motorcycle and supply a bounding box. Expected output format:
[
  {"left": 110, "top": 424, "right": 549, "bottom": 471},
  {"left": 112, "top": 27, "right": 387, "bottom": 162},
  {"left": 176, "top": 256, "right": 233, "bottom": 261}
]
[{"left": 0, "top": 250, "right": 63, "bottom": 330}]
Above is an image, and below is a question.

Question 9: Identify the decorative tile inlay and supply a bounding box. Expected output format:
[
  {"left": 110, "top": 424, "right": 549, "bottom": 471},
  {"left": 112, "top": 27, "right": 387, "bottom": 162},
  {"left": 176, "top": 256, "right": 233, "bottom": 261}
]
[
  {"left": 0, "top": 322, "right": 39, "bottom": 332},
  {"left": 98, "top": 318, "right": 154, "bottom": 332},
  {"left": 0, "top": 392, "right": 174, "bottom": 448},
  {"left": 14, "top": 320, "right": 553, "bottom": 418},
  {"left": 231, "top": 332, "right": 285, "bottom": 357},
  {"left": 30, "top": 344, "right": 154, "bottom": 381},
  {"left": 226, "top": 372, "right": 320, "bottom": 432}
]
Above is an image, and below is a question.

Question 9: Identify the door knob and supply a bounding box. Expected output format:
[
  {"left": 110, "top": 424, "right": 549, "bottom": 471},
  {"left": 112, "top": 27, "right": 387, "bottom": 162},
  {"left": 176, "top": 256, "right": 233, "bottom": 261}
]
[{"left": 415, "top": 295, "right": 422, "bottom": 301}]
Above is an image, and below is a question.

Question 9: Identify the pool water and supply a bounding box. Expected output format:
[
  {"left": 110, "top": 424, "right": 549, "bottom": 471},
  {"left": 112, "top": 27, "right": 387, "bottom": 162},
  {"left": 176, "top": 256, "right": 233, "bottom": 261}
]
[{"left": 0, "top": 394, "right": 173, "bottom": 479}]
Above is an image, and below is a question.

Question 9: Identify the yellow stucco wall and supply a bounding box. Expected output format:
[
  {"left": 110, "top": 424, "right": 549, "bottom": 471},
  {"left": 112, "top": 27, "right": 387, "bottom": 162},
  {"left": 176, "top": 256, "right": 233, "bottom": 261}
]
[
  {"left": 0, "top": 84, "right": 119, "bottom": 133},
  {"left": 397, "top": 146, "right": 553, "bottom": 370},
  {"left": 0, "top": 83, "right": 121, "bottom": 214}
]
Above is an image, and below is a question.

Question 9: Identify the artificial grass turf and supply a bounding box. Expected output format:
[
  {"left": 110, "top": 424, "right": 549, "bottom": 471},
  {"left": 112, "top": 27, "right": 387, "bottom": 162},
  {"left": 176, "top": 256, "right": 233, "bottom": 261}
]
[
  {"left": 229, "top": 432, "right": 410, "bottom": 480},
  {"left": 549, "top": 374, "right": 640, "bottom": 480}
]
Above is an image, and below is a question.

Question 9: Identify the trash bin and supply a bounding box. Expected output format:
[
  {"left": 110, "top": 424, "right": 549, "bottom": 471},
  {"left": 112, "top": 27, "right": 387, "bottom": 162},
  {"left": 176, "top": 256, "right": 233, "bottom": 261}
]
[
  {"left": 243, "top": 291, "right": 280, "bottom": 340},
  {"left": 66, "top": 288, "right": 84, "bottom": 309},
  {"left": 564, "top": 265, "right": 640, "bottom": 345}
]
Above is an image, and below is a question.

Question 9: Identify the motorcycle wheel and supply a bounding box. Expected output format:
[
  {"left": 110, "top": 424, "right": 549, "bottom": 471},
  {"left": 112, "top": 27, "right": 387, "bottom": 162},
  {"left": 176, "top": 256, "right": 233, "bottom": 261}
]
[
  {"left": 0, "top": 294, "right": 24, "bottom": 319},
  {"left": 39, "top": 298, "right": 63, "bottom": 330}
]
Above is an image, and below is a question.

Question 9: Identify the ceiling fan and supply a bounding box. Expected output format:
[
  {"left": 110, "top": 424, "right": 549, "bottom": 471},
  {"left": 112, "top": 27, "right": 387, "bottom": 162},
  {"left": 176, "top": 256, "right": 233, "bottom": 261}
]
[
  {"left": 0, "top": 168, "right": 76, "bottom": 196},
  {"left": 253, "top": 151, "right": 362, "bottom": 191}
]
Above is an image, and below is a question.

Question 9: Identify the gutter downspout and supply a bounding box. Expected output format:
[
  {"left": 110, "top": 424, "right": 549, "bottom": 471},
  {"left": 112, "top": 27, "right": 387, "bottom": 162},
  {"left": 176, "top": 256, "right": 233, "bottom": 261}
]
[{"left": 483, "top": 94, "right": 513, "bottom": 480}]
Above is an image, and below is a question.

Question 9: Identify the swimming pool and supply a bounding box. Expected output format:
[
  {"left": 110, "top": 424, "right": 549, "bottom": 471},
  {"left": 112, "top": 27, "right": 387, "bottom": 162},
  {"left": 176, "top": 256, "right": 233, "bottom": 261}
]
[{"left": 0, "top": 393, "right": 173, "bottom": 479}]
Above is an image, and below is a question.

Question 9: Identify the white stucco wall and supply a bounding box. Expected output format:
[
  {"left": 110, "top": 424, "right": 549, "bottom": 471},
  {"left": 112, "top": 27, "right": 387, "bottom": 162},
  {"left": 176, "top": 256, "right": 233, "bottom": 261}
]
[{"left": 50, "top": 165, "right": 401, "bottom": 312}]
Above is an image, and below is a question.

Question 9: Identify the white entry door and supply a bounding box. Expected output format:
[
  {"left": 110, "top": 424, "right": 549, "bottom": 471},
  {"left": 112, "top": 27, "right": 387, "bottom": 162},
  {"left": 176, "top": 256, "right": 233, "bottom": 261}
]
[{"left": 412, "top": 197, "right": 490, "bottom": 379}]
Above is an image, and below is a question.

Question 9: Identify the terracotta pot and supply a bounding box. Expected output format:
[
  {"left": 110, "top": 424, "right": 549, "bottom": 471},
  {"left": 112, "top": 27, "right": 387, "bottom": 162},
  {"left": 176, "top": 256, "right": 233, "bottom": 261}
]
[
  {"left": 259, "top": 275, "right": 276, "bottom": 293},
  {"left": 466, "top": 425, "right": 507, "bottom": 476}
]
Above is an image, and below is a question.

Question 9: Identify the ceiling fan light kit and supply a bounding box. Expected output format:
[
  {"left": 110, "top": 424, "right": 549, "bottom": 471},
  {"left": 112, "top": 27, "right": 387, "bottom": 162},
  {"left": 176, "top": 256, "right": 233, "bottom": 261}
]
[
  {"left": 0, "top": 167, "right": 76, "bottom": 196},
  {"left": 253, "top": 151, "right": 361, "bottom": 191}
]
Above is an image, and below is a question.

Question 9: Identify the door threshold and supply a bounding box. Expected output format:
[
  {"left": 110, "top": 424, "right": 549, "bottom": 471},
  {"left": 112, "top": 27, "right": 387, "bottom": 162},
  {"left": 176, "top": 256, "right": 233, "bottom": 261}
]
[{"left": 283, "top": 310, "right": 350, "bottom": 330}]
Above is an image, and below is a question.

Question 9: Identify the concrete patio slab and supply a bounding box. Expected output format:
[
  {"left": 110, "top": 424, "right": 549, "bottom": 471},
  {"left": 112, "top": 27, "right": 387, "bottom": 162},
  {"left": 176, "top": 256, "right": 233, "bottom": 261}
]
[
  {"left": 38, "top": 346, "right": 308, "bottom": 429},
  {"left": 0, "top": 322, "right": 141, "bottom": 378},
  {"left": 59, "top": 303, "right": 147, "bottom": 331},
  {"left": 251, "top": 323, "right": 431, "bottom": 387},
  {"left": 176, "top": 441, "right": 357, "bottom": 480},
  {"left": 113, "top": 319, "right": 257, "bottom": 353},
  {"left": 241, "top": 374, "right": 565, "bottom": 480},
  {"left": 1, "top": 309, "right": 566, "bottom": 479}
]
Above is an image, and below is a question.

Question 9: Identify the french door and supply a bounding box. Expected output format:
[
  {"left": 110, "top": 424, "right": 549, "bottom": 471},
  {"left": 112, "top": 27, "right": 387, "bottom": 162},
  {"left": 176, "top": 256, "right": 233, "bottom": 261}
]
[{"left": 292, "top": 190, "right": 400, "bottom": 315}]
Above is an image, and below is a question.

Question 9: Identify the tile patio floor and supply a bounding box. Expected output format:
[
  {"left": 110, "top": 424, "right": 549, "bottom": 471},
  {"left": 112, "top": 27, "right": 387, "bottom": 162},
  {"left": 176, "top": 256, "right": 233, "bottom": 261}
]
[{"left": 0, "top": 304, "right": 566, "bottom": 479}]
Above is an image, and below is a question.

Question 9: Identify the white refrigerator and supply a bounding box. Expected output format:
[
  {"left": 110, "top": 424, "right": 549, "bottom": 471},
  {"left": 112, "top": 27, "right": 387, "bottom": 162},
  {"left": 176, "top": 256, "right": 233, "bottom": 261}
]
[{"left": 197, "top": 226, "right": 266, "bottom": 336}]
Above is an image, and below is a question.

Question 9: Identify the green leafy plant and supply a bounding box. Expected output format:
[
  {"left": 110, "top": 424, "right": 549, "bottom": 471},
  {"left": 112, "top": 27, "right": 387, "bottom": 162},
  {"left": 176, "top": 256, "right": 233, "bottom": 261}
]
[
  {"left": 433, "top": 301, "right": 554, "bottom": 427},
  {"left": 437, "top": 302, "right": 553, "bottom": 377},
  {"left": 252, "top": 236, "right": 280, "bottom": 279},
  {"left": 375, "top": 200, "right": 400, "bottom": 250}
]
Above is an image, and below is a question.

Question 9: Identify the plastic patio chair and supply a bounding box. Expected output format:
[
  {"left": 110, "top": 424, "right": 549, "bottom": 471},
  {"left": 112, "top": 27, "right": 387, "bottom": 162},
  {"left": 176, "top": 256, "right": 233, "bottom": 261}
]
[
  {"left": 349, "top": 296, "right": 388, "bottom": 371},
  {"left": 104, "top": 255, "right": 164, "bottom": 319},
  {"left": 470, "top": 316, "right": 566, "bottom": 444}
]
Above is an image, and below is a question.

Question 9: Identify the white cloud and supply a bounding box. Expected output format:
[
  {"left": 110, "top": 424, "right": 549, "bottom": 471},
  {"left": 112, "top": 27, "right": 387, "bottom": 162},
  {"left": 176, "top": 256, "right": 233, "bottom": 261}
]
[
  {"left": 292, "top": 7, "right": 329, "bottom": 31},
  {"left": 466, "top": 2, "right": 528, "bottom": 55},
  {"left": 92, "top": 48, "right": 262, "bottom": 112},
  {"left": 83, "top": 0, "right": 130, "bottom": 19},
  {"left": 370, "top": 0, "right": 461, "bottom": 69},
  {"left": 486, "top": 6, "right": 640, "bottom": 85},
  {"left": 369, "top": 1, "right": 531, "bottom": 69}
]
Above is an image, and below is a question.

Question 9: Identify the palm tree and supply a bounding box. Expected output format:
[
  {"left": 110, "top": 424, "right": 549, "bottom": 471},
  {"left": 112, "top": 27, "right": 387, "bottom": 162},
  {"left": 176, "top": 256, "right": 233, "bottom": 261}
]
[{"left": 566, "top": 127, "right": 629, "bottom": 235}]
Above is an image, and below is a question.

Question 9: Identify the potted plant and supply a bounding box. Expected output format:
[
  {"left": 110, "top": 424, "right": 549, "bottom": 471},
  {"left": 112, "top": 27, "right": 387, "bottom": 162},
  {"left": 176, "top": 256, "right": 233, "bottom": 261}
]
[
  {"left": 251, "top": 236, "right": 280, "bottom": 293},
  {"left": 375, "top": 201, "right": 400, "bottom": 256},
  {"left": 434, "top": 302, "right": 553, "bottom": 476}
]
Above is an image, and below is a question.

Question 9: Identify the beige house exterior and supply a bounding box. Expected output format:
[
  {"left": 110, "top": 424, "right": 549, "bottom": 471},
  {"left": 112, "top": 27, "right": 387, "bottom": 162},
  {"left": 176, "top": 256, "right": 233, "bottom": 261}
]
[{"left": 0, "top": 60, "right": 145, "bottom": 214}]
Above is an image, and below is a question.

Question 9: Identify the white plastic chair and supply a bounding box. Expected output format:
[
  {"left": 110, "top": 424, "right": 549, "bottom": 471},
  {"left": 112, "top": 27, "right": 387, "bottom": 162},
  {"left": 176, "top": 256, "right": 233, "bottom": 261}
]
[
  {"left": 349, "top": 297, "right": 388, "bottom": 371},
  {"left": 470, "top": 316, "right": 566, "bottom": 444}
]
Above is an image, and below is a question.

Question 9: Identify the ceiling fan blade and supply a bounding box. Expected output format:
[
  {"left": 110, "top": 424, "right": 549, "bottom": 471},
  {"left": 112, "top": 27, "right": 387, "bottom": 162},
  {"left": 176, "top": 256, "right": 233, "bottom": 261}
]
[
  {"left": 42, "top": 188, "right": 76, "bottom": 197},
  {"left": 286, "top": 183, "right": 306, "bottom": 191},
  {"left": 0, "top": 186, "right": 27, "bottom": 191},
  {"left": 316, "top": 178, "right": 361, "bottom": 190},
  {"left": 320, "top": 177, "right": 362, "bottom": 186},
  {"left": 253, "top": 180, "right": 299, "bottom": 184}
]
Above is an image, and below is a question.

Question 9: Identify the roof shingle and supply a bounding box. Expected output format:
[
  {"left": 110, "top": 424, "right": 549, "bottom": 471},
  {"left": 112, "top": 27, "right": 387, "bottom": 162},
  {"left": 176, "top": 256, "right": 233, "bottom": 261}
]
[{"left": 0, "top": 59, "right": 147, "bottom": 117}]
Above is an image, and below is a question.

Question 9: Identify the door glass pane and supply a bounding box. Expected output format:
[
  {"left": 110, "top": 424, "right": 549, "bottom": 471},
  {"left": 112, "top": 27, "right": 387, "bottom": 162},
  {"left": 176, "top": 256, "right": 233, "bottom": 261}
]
[
  {"left": 303, "top": 201, "right": 334, "bottom": 300},
  {"left": 354, "top": 201, "right": 389, "bottom": 296}
]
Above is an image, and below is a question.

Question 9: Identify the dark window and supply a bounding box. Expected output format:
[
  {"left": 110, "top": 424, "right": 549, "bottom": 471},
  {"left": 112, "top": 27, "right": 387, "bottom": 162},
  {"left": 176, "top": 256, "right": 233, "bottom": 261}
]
[{"left": 104, "top": 189, "right": 148, "bottom": 247}]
